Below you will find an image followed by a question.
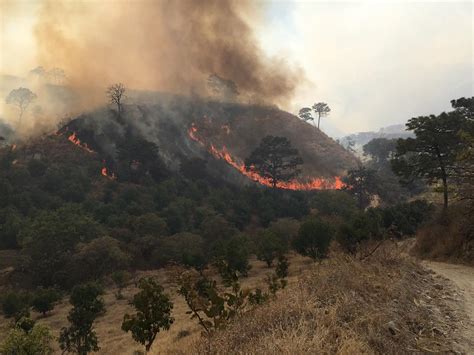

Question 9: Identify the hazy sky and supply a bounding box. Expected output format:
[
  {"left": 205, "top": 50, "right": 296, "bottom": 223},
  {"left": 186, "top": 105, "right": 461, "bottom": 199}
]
[
  {"left": 1, "top": 0, "right": 472, "bottom": 135},
  {"left": 259, "top": 0, "right": 473, "bottom": 134}
]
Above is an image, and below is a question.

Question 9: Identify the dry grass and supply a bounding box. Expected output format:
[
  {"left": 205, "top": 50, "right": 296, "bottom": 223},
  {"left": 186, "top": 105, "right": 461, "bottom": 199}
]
[
  {"left": 0, "top": 253, "right": 313, "bottom": 354},
  {"left": 195, "top": 247, "right": 462, "bottom": 354},
  {"left": 413, "top": 205, "right": 474, "bottom": 265}
]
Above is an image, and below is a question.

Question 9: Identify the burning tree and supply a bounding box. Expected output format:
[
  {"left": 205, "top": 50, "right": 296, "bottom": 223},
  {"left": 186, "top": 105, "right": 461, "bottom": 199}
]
[
  {"left": 245, "top": 136, "right": 303, "bottom": 189},
  {"left": 312, "top": 102, "right": 331, "bottom": 129},
  {"left": 5, "top": 88, "right": 37, "bottom": 127},
  {"left": 106, "top": 83, "right": 126, "bottom": 114}
]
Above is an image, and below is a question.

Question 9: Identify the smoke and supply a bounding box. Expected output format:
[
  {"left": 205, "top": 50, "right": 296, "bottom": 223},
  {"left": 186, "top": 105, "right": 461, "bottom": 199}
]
[{"left": 34, "top": 0, "right": 302, "bottom": 106}]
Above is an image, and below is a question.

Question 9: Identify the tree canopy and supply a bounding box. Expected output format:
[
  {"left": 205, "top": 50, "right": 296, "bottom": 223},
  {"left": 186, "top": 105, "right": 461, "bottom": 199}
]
[{"left": 245, "top": 136, "right": 303, "bottom": 188}]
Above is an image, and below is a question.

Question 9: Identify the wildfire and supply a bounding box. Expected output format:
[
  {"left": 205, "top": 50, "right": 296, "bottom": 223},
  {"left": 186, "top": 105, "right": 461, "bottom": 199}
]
[
  {"left": 101, "top": 167, "right": 116, "bottom": 180},
  {"left": 67, "top": 132, "right": 95, "bottom": 153},
  {"left": 188, "top": 124, "right": 345, "bottom": 190}
]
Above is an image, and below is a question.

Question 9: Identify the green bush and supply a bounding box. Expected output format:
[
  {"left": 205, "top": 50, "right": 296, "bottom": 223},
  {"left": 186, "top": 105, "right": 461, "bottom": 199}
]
[
  {"left": 1, "top": 320, "right": 53, "bottom": 355},
  {"left": 1, "top": 291, "right": 30, "bottom": 319},
  {"left": 293, "top": 219, "right": 334, "bottom": 260},
  {"left": 31, "top": 288, "right": 61, "bottom": 316}
]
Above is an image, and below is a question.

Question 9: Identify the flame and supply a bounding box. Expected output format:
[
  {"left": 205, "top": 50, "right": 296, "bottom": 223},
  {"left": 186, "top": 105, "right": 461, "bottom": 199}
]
[
  {"left": 67, "top": 132, "right": 95, "bottom": 153},
  {"left": 188, "top": 124, "right": 345, "bottom": 190},
  {"left": 101, "top": 167, "right": 116, "bottom": 180}
]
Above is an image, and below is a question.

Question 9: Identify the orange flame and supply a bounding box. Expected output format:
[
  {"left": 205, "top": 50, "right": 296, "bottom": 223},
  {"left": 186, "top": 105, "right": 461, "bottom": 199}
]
[
  {"left": 67, "top": 132, "right": 95, "bottom": 153},
  {"left": 101, "top": 167, "right": 116, "bottom": 180},
  {"left": 188, "top": 124, "right": 345, "bottom": 190}
]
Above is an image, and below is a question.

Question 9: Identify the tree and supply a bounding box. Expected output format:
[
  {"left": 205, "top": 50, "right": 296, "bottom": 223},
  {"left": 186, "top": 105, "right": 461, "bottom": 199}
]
[
  {"left": 343, "top": 166, "right": 380, "bottom": 209},
  {"left": 122, "top": 277, "right": 174, "bottom": 352},
  {"left": 59, "top": 283, "right": 105, "bottom": 355},
  {"left": 111, "top": 271, "right": 131, "bottom": 300},
  {"left": 106, "top": 83, "right": 126, "bottom": 114},
  {"left": 312, "top": 102, "right": 331, "bottom": 129},
  {"left": 5, "top": 88, "right": 37, "bottom": 126},
  {"left": 392, "top": 111, "right": 466, "bottom": 209},
  {"left": 293, "top": 218, "right": 334, "bottom": 260},
  {"left": 71, "top": 236, "right": 131, "bottom": 283},
  {"left": 298, "top": 107, "right": 313, "bottom": 122},
  {"left": 31, "top": 288, "right": 60, "bottom": 317},
  {"left": 363, "top": 138, "right": 397, "bottom": 166},
  {"left": 255, "top": 230, "right": 287, "bottom": 267},
  {"left": 1, "top": 291, "right": 30, "bottom": 319},
  {"left": 1, "top": 319, "right": 53, "bottom": 355},
  {"left": 245, "top": 136, "right": 303, "bottom": 188}
]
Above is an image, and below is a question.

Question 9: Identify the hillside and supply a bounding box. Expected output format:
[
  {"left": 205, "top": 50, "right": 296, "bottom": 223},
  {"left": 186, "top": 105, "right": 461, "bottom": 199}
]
[{"left": 58, "top": 97, "right": 357, "bottom": 189}]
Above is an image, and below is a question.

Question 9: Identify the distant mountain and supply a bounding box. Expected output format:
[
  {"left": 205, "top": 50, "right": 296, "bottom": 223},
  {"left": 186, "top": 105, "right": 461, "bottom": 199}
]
[{"left": 339, "top": 124, "right": 414, "bottom": 152}]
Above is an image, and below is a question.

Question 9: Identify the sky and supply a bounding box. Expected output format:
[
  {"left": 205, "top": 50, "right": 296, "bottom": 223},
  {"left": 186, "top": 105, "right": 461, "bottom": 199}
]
[
  {"left": 1, "top": 0, "right": 472, "bottom": 135},
  {"left": 258, "top": 0, "right": 473, "bottom": 134}
]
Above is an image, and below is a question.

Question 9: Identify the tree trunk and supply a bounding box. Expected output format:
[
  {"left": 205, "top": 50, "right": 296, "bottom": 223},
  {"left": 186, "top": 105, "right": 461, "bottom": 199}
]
[
  {"left": 442, "top": 174, "right": 448, "bottom": 209},
  {"left": 317, "top": 113, "right": 321, "bottom": 129},
  {"left": 435, "top": 145, "right": 449, "bottom": 209}
]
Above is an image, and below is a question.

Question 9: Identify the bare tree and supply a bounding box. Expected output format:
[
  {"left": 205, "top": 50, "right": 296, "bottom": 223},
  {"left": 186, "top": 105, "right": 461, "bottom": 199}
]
[
  {"left": 5, "top": 87, "right": 37, "bottom": 127},
  {"left": 312, "top": 102, "right": 331, "bottom": 129},
  {"left": 107, "top": 83, "right": 126, "bottom": 114}
]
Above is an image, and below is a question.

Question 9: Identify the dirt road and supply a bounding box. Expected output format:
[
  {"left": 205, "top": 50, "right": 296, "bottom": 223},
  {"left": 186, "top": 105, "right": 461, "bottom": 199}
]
[{"left": 424, "top": 261, "right": 474, "bottom": 354}]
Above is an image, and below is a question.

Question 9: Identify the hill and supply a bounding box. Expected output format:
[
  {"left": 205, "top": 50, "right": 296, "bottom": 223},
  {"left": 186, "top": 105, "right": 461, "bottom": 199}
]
[{"left": 58, "top": 97, "right": 358, "bottom": 189}]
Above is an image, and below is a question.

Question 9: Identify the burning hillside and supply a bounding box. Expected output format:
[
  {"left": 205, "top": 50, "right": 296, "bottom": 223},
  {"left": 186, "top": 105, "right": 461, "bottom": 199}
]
[
  {"left": 52, "top": 96, "right": 357, "bottom": 188},
  {"left": 188, "top": 123, "right": 344, "bottom": 190}
]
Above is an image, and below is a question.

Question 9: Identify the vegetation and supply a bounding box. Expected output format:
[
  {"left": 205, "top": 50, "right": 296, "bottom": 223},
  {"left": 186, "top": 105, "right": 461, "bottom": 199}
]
[
  {"left": 31, "top": 287, "right": 61, "bottom": 316},
  {"left": 106, "top": 83, "right": 126, "bottom": 114},
  {"left": 5, "top": 87, "right": 37, "bottom": 126},
  {"left": 59, "top": 283, "right": 105, "bottom": 354},
  {"left": 122, "top": 277, "right": 174, "bottom": 352},
  {"left": 293, "top": 218, "right": 334, "bottom": 260},
  {"left": 1, "top": 318, "right": 53, "bottom": 355},
  {"left": 245, "top": 135, "right": 303, "bottom": 188}
]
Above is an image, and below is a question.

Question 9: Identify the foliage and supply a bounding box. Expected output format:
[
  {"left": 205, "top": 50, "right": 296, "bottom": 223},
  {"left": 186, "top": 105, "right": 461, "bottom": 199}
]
[
  {"left": 245, "top": 136, "right": 303, "bottom": 188},
  {"left": 59, "top": 282, "right": 105, "bottom": 354},
  {"left": 20, "top": 205, "right": 101, "bottom": 287},
  {"left": 343, "top": 166, "right": 380, "bottom": 209},
  {"left": 293, "top": 219, "right": 334, "bottom": 260},
  {"left": 363, "top": 138, "right": 397, "bottom": 165},
  {"left": 111, "top": 270, "right": 131, "bottom": 300},
  {"left": 298, "top": 107, "right": 313, "bottom": 122},
  {"left": 255, "top": 230, "right": 287, "bottom": 267},
  {"left": 392, "top": 105, "right": 468, "bottom": 208},
  {"left": 1, "top": 291, "right": 30, "bottom": 319},
  {"left": 71, "top": 236, "right": 131, "bottom": 283},
  {"left": 0, "top": 319, "right": 53, "bottom": 355},
  {"left": 312, "top": 102, "right": 331, "bottom": 129},
  {"left": 122, "top": 277, "right": 174, "bottom": 352},
  {"left": 178, "top": 270, "right": 248, "bottom": 334},
  {"left": 31, "top": 287, "right": 61, "bottom": 316},
  {"left": 336, "top": 211, "right": 383, "bottom": 255}
]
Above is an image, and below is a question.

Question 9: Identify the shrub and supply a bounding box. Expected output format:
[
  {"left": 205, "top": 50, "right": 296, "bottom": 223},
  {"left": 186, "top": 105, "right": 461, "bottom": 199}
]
[
  {"left": 255, "top": 230, "right": 287, "bottom": 267},
  {"left": 111, "top": 270, "right": 131, "bottom": 300},
  {"left": 31, "top": 288, "right": 61, "bottom": 316},
  {"left": 122, "top": 277, "right": 174, "bottom": 352},
  {"left": 1, "top": 320, "right": 53, "bottom": 355},
  {"left": 336, "top": 211, "right": 382, "bottom": 255},
  {"left": 59, "top": 282, "right": 105, "bottom": 354},
  {"left": 1, "top": 291, "right": 30, "bottom": 319},
  {"left": 293, "top": 219, "right": 334, "bottom": 260}
]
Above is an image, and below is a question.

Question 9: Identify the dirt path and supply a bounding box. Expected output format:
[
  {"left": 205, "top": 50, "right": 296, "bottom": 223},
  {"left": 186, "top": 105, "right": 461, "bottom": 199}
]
[{"left": 424, "top": 261, "right": 474, "bottom": 354}]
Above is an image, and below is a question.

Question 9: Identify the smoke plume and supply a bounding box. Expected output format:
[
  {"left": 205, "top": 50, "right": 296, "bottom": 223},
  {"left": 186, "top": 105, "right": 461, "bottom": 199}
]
[{"left": 34, "top": 0, "right": 301, "bottom": 106}]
